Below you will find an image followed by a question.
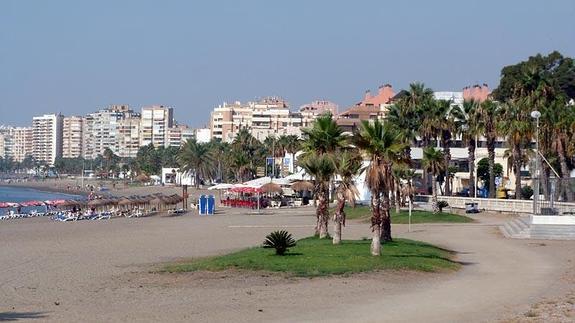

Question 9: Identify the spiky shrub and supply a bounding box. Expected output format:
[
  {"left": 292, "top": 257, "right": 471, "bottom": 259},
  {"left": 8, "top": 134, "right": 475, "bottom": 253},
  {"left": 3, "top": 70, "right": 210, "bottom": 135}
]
[
  {"left": 263, "top": 230, "right": 296, "bottom": 256},
  {"left": 437, "top": 200, "right": 449, "bottom": 213}
]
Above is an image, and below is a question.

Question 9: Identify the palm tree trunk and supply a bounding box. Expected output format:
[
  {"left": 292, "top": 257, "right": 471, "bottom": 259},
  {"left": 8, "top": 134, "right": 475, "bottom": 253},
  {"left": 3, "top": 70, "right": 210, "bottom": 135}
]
[
  {"left": 557, "top": 140, "right": 574, "bottom": 201},
  {"left": 318, "top": 185, "right": 329, "bottom": 239},
  {"left": 370, "top": 192, "right": 381, "bottom": 256},
  {"left": 333, "top": 192, "right": 345, "bottom": 245},
  {"left": 432, "top": 176, "right": 439, "bottom": 213},
  {"left": 468, "top": 140, "right": 476, "bottom": 197},
  {"left": 443, "top": 137, "right": 451, "bottom": 196},
  {"left": 487, "top": 137, "right": 496, "bottom": 198},
  {"left": 513, "top": 145, "right": 522, "bottom": 200},
  {"left": 380, "top": 168, "right": 392, "bottom": 243},
  {"left": 395, "top": 178, "right": 401, "bottom": 214}
]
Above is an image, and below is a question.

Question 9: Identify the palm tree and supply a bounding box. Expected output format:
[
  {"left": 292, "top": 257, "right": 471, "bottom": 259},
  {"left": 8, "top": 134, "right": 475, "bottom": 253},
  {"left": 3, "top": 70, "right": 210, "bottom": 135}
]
[
  {"left": 497, "top": 100, "right": 532, "bottom": 199},
  {"left": 354, "top": 120, "right": 406, "bottom": 255},
  {"left": 177, "top": 139, "right": 216, "bottom": 188},
  {"left": 422, "top": 147, "right": 445, "bottom": 213},
  {"left": 299, "top": 153, "right": 336, "bottom": 239},
  {"left": 332, "top": 151, "right": 362, "bottom": 245},
  {"left": 391, "top": 165, "right": 406, "bottom": 214},
  {"left": 300, "top": 114, "right": 347, "bottom": 238},
  {"left": 395, "top": 83, "right": 435, "bottom": 192},
  {"left": 543, "top": 99, "right": 575, "bottom": 201},
  {"left": 477, "top": 99, "right": 500, "bottom": 198},
  {"left": 301, "top": 114, "right": 346, "bottom": 156},
  {"left": 460, "top": 99, "right": 481, "bottom": 197},
  {"left": 230, "top": 152, "right": 251, "bottom": 183}
]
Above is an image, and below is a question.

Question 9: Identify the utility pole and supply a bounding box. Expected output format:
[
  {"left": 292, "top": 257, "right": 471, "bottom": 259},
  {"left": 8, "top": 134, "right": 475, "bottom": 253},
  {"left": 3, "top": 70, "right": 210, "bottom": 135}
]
[{"left": 531, "top": 110, "right": 541, "bottom": 215}]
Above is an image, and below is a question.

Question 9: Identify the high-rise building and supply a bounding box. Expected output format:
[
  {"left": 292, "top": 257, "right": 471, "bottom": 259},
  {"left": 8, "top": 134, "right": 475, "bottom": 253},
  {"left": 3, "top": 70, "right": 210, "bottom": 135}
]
[
  {"left": 11, "top": 127, "right": 33, "bottom": 163},
  {"left": 209, "top": 97, "right": 322, "bottom": 143},
  {"left": 32, "top": 114, "right": 63, "bottom": 165},
  {"left": 62, "top": 116, "right": 84, "bottom": 158},
  {"left": 117, "top": 116, "right": 141, "bottom": 158},
  {"left": 0, "top": 132, "right": 7, "bottom": 159},
  {"left": 140, "top": 105, "right": 174, "bottom": 147},
  {"left": 86, "top": 105, "right": 135, "bottom": 159}
]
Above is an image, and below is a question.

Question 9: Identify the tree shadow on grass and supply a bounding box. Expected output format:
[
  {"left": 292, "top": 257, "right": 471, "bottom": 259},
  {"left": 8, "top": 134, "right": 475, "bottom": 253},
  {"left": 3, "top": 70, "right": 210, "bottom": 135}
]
[{"left": 0, "top": 312, "right": 48, "bottom": 321}]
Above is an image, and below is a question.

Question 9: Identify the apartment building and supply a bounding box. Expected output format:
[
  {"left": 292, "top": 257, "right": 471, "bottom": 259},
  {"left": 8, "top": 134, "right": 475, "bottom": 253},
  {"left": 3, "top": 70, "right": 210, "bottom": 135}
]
[
  {"left": 117, "top": 116, "right": 141, "bottom": 158},
  {"left": 11, "top": 127, "right": 33, "bottom": 163},
  {"left": 85, "top": 105, "right": 135, "bottom": 159},
  {"left": 32, "top": 114, "right": 63, "bottom": 165},
  {"left": 210, "top": 97, "right": 325, "bottom": 142},
  {"left": 337, "top": 84, "right": 395, "bottom": 132},
  {"left": 166, "top": 124, "right": 194, "bottom": 148},
  {"left": 140, "top": 105, "right": 173, "bottom": 147},
  {"left": 62, "top": 116, "right": 84, "bottom": 158}
]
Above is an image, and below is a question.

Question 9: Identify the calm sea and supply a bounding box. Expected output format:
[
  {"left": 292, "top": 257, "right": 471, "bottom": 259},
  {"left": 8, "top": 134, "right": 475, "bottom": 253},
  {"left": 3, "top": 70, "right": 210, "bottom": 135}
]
[{"left": 0, "top": 186, "right": 82, "bottom": 213}]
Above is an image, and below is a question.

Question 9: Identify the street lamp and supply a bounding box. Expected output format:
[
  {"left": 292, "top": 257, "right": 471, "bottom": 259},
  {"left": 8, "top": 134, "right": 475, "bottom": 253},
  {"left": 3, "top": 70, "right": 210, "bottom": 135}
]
[{"left": 531, "top": 110, "right": 541, "bottom": 214}]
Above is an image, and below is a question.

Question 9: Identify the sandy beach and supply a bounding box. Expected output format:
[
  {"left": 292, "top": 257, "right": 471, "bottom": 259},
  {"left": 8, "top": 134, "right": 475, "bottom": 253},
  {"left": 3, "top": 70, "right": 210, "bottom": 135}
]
[{"left": 0, "top": 199, "right": 574, "bottom": 322}]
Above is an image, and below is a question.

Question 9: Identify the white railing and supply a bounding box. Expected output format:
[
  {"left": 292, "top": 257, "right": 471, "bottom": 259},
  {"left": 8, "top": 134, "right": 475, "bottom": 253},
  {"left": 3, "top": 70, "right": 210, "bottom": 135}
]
[{"left": 418, "top": 195, "right": 575, "bottom": 215}]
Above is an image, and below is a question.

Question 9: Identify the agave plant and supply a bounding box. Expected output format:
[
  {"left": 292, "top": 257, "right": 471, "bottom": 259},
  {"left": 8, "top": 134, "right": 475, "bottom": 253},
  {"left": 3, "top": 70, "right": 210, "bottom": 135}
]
[{"left": 262, "top": 230, "right": 296, "bottom": 256}]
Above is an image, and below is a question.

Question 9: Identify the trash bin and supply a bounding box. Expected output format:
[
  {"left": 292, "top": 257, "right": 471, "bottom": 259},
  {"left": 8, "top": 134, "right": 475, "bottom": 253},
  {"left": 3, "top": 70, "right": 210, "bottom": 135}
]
[
  {"left": 199, "top": 195, "right": 207, "bottom": 216},
  {"left": 207, "top": 195, "right": 215, "bottom": 215},
  {"left": 465, "top": 202, "right": 479, "bottom": 214}
]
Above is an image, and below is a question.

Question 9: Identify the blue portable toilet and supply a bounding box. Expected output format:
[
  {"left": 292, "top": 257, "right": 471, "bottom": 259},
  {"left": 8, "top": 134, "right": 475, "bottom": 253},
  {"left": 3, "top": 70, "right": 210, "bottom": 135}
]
[
  {"left": 207, "top": 195, "right": 215, "bottom": 215},
  {"left": 199, "top": 195, "right": 208, "bottom": 215}
]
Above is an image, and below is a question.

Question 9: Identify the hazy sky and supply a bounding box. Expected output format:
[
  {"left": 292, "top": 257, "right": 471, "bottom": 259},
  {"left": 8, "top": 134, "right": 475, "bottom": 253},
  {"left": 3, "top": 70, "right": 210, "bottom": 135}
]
[{"left": 1, "top": 0, "right": 574, "bottom": 127}]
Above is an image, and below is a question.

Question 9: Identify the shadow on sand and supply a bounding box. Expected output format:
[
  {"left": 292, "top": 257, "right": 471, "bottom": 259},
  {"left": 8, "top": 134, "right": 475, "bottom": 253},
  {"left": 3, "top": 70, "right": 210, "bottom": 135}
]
[{"left": 0, "top": 312, "right": 48, "bottom": 321}]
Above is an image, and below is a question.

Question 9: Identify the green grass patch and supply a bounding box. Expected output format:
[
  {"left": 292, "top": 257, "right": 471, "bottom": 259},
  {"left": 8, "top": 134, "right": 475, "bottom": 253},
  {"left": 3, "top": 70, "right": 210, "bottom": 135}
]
[
  {"left": 340, "top": 205, "right": 473, "bottom": 223},
  {"left": 163, "top": 237, "right": 460, "bottom": 277}
]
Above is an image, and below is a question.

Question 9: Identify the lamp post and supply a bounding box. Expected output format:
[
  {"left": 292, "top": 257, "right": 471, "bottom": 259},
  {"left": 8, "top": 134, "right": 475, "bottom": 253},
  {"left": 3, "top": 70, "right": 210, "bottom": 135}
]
[{"left": 531, "top": 110, "right": 541, "bottom": 215}]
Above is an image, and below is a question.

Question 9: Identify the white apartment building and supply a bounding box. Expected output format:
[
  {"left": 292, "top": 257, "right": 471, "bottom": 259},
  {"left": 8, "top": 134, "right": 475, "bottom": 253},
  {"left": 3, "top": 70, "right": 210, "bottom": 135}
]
[
  {"left": 210, "top": 97, "right": 327, "bottom": 143},
  {"left": 32, "top": 114, "right": 63, "bottom": 165},
  {"left": 140, "top": 105, "right": 174, "bottom": 147},
  {"left": 117, "top": 116, "right": 141, "bottom": 158},
  {"left": 85, "top": 105, "right": 135, "bottom": 159},
  {"left": 62, "top": 116, "right": 84, "bottom": 158}
]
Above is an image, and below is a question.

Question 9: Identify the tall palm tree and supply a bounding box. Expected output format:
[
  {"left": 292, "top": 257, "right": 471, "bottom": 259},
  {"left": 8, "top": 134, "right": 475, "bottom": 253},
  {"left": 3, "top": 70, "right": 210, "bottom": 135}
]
[
  {"left": 332, "top": 151, "right": 362, "bottom": 245},
  {"left": 543, "top": 99, "right": 575, "bottom": 201},
  {"left": 460, "top": 99, "right": 481, "bottom": 197},
  {"left": 354, "top": 120, "right": 406, "bottom": 255},
  {"left": 497, "top": 100, "right": 532, "bottom": 199},
  {"left": 422, "top": 147, "right": 445, "bottom": 213},
  {"left": 300, "top": 114, "right": 347, "bottom": 238},
  {"left": 396, "top": 83, "right": 435, "bottom": 192},
  {"left": 431, "top": 99, "right": 463, "bottom": 196},
  {"left": 477, "top": 99, "right": 500, "bottom": 198},
  {"left": 178, "top": 139, "right": 216, "bottom": 188},
  {"left": 299, "top": 153, "right": 336, "bottom": 239}
]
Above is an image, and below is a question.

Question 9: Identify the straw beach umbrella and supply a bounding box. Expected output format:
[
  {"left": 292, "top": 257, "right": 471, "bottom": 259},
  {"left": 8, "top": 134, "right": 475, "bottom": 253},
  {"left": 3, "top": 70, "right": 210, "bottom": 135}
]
[
  {"left": 260, "top": 182, "right": 283, "bottom": 194},
  {"left": 291, "top": 180, "right": 314, "bottom": 191}
]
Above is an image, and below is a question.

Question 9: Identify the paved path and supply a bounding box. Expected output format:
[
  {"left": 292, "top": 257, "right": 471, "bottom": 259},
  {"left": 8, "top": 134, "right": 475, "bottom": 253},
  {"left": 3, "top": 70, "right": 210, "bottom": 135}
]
[{"left": 0, "top": 209, "right": 573, "bottom": 322}]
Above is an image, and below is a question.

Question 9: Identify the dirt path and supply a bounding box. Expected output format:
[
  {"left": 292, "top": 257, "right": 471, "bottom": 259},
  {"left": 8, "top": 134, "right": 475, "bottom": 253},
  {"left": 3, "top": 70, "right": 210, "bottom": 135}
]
[{"left": 0, "top": 209, "right": 573, "bottom": 322}]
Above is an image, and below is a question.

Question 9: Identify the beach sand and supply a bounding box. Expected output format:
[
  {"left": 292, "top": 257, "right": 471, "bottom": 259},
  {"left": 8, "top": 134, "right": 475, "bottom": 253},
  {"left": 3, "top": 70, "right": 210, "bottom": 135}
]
[{"left": 0, "top": 205, "right": 573, "bottom": 322}]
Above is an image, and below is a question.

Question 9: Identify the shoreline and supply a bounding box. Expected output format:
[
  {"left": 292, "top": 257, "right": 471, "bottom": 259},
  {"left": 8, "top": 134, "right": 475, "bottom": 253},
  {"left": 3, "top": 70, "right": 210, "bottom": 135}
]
[{"left": 0, "top": 182, "right": 89, "bottom": 197}]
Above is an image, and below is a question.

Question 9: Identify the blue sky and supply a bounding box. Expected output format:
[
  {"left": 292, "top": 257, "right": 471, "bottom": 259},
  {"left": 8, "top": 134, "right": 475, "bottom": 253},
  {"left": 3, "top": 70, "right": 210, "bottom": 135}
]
[{"left": 1, "top": 0, "right": 574, "bottom": 127}]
